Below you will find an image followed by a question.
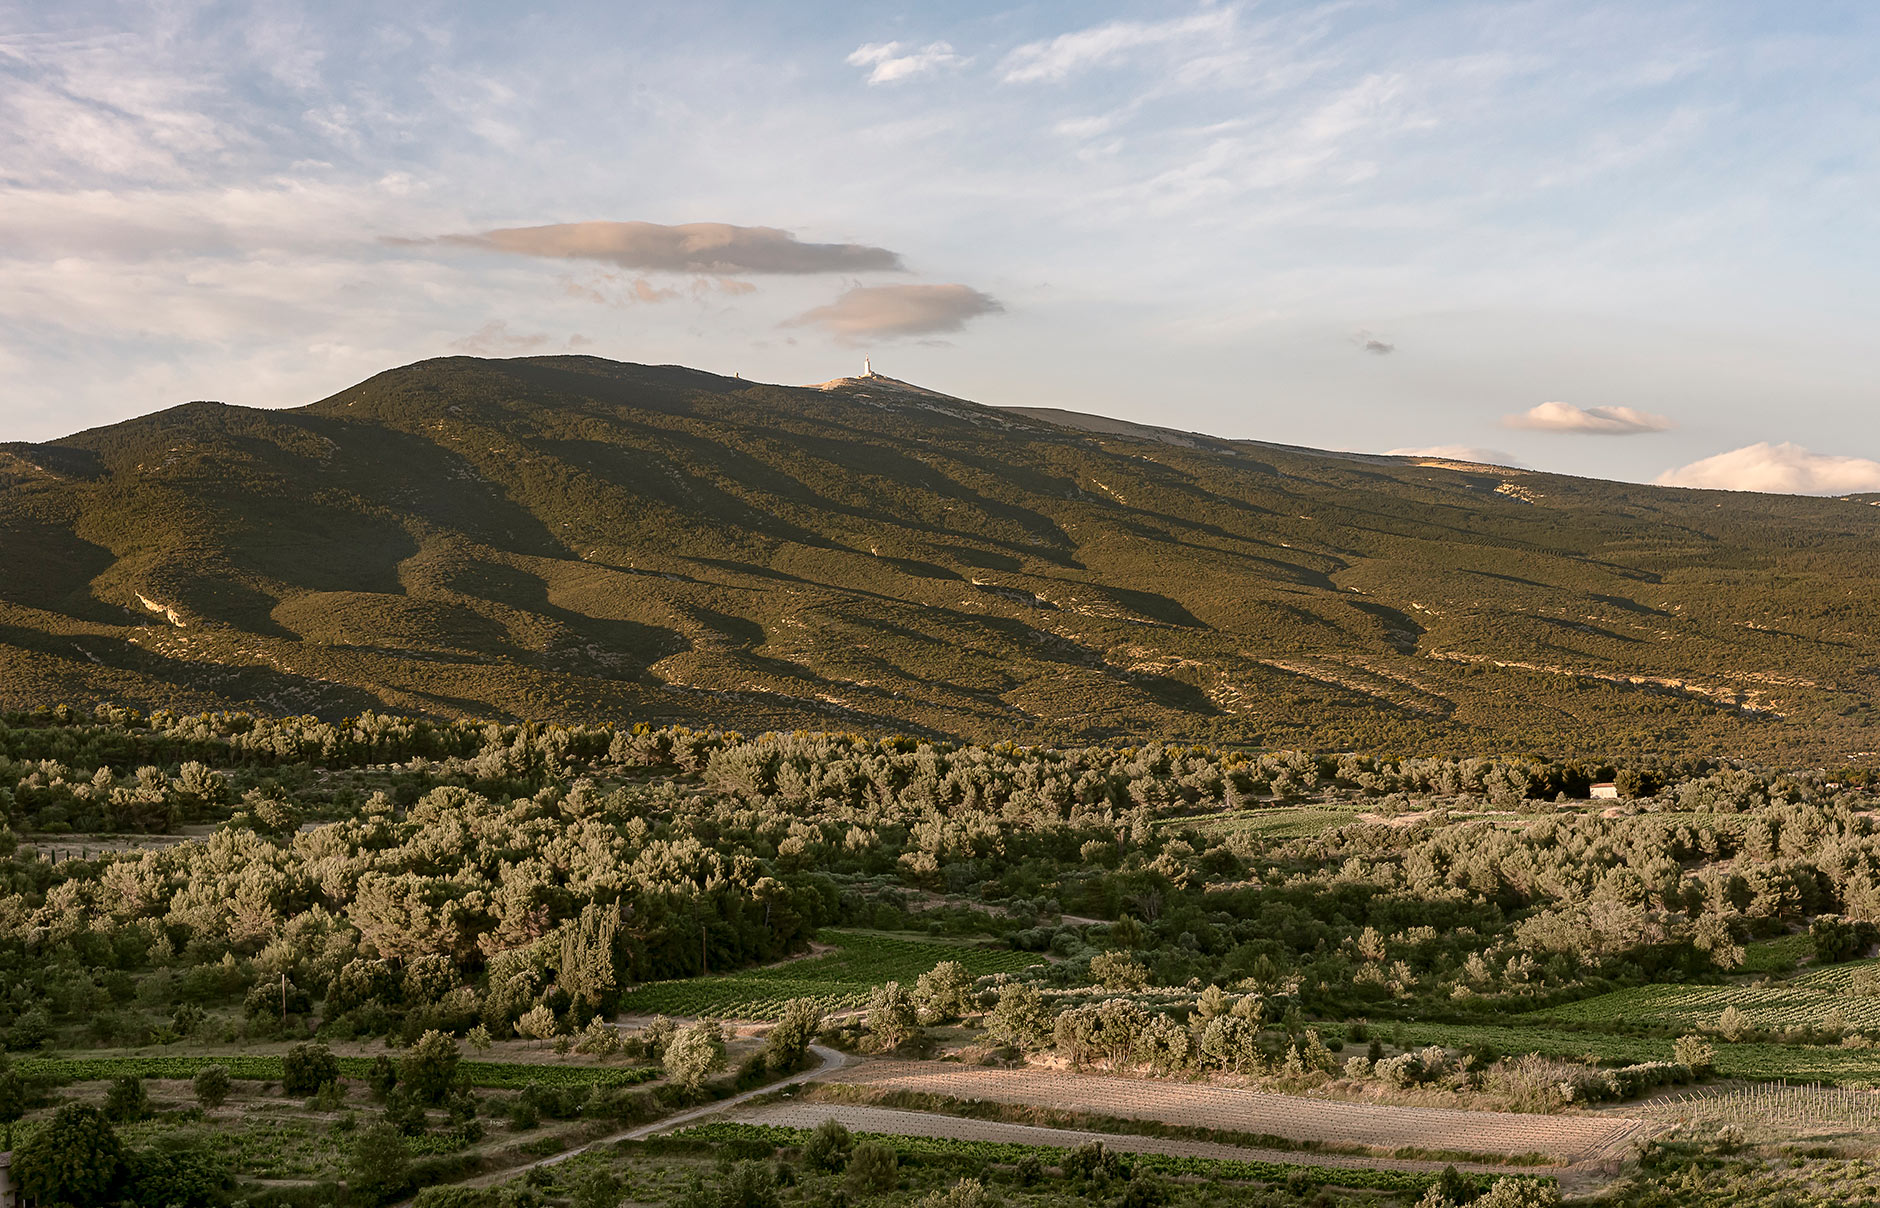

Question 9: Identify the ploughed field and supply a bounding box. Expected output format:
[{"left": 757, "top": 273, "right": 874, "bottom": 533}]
[{"left": 821, "top": 1061, "right": 1651, "bottom": 1164}]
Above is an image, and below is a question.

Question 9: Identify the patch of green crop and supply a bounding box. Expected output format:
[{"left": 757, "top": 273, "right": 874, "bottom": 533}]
[{"left": 614, "top": 930, "right": 1039, "bottom": 1020}]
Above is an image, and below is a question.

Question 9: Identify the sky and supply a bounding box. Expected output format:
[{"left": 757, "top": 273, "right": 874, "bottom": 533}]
[{"left": 4, "top": 1, "right": 1879, "bottom": 493}]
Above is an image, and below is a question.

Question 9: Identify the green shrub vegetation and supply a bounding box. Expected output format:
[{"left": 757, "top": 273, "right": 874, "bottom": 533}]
[
  {"left": 5, "top": 355, "right": 1880, "bottom": 759},
  {"left": 4, "top": 707, "right": 1880, "bottom": 1203}
]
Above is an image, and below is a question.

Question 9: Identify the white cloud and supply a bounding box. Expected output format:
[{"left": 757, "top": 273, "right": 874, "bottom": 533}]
[
  {"left": 1505, "top": 401, "right": 1672, "bottom": 434},
  {"left": 1000, "top": 8, "right": 1237, "bottom": 84},
  {"left": 845, "top": 41, "right": 965, "bottom": 85},
  {"left": 1387, "top": 445, "right": 1522, "bottom": 467},
  {"left": 1656, "top": 442, "right": 1880, "bottom": 495}
]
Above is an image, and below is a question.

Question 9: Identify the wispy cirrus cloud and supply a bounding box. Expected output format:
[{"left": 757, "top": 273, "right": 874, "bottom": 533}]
[
  {"left": 428, "top": 221, "right": 904, "bottom": 275},
  {"left": 1000, "top": 7, "right": 1238, "bottom": 84},
  {"left": 846, "top": 41, "right": 966, "bottom": 85},
  {"left": 787, "top": 284, "right": 1002, "bottom": 342},
  {"left": 1657, "top": 442, "right": 1880, "bottom": 495},
  {"left": 1505, "top": 401, "right": 1672, "bottom": 434}
]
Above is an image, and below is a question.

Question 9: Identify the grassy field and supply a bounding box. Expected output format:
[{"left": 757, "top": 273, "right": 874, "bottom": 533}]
[
  {"left": 613, "top": 930, "right": 1040, "bottom": 1020},
  {"left": 1166, "top": 805, "right": 1370, "bottom": 840},
  {"left": 1736, "top": 934, "right": 1814, "bottom": 976}
]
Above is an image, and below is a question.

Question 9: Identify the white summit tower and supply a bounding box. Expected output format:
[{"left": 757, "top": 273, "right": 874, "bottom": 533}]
[{"left": 863, "top": 357, "right": 873, "bottom": 377}]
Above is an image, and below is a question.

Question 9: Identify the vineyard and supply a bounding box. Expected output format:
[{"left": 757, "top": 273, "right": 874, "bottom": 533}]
[
  {"left": 667, "top": 1121, "right": 1529, "bottom": 1194},
  {"left": 1394, "top": 1022, "right": 1880, "bottom": 1086},
  {"left": 1537, "top": 983, "right": 1880, "bottom": 1032},
  {"left": 15, "top": 1054, "right": 661, "bottom": 1089},
  {"left": 1787, "top": 957, "right": 1880, "bottom": 991},
  {"left": 614, "top": 930, "right": 1040, "bottom": 1020},
  {"left": 1649, "top": 1082, "right": 1880, "bottom": 1128}
]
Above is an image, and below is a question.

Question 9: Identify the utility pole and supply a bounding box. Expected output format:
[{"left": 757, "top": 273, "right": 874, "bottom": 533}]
[{"left": 281, "top": 972, "right": 288, "bottom": 1025}]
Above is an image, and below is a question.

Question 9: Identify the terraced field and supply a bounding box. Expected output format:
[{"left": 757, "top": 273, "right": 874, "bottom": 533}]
[
  {"left": 824, "top": 1061, "right": 1648, "bottom": 1162},
  {"left": 614, "top": 931, "right": 1040, "bottom": 1020}
]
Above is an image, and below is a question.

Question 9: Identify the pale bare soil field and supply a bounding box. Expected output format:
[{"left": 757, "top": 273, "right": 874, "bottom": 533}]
[
  {"left": 825, "top": 1062, "right": 1652, "bottom": 1163},
  {"left": 725, "top": 1101, "right": 1514, "bottom": 1175}
]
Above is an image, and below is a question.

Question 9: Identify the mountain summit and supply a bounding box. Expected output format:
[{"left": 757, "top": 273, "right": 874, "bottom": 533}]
[{"left": 1, "top": 354, "right": 1876, "bottom": 757}]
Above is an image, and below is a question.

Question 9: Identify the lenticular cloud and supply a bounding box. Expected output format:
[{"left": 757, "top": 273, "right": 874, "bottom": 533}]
[
  {"left": 1504, "top": 402, "right": 1672, "bottom": 435},
  {"left": 440, "top": 221, "right": 903, "bottom": 275}
]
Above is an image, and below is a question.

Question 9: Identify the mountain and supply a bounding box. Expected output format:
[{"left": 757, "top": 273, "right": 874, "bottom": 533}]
[{"left": 2, "top": 354, "right": 1877, "bottom": 759}]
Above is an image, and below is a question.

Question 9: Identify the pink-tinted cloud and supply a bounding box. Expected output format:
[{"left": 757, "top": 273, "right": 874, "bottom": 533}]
[
  {"left": 788, "top": 283, "right": 1003, "bottom": 341},
  {"left": 433, "top": 221, "right": 902, "bottom": 275},
  {"left": 1505, "top": 401, "right": 1672, "bottom": 434}
]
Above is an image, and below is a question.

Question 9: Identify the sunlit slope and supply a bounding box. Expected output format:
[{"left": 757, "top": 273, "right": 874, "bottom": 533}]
[{"left": 2, "top": 354, "right": 1876, "bottom": 757}]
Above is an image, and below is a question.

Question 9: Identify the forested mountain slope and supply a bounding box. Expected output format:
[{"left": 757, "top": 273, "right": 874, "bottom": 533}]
[{"left": 1, "top": 354, "right": 1876, "bottom": 758}]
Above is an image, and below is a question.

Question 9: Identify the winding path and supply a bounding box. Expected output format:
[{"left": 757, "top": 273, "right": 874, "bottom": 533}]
[{"left": 397, "top": 1045, "right": 850, "bottom": 1202}]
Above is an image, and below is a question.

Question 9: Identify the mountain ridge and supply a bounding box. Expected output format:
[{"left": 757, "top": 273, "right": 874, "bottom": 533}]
[{"left": 2, "top": 354, "right": 1876, "bottom": 759}]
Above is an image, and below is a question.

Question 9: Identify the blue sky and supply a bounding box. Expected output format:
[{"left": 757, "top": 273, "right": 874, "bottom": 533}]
[{"left": 3, "top": 0, "right": 1878, "bottom": 491}]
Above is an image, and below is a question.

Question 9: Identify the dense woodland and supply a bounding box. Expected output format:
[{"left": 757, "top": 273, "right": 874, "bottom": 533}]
[{"left": 4, "top": 706, "right": 1880, "bottom": 1206}]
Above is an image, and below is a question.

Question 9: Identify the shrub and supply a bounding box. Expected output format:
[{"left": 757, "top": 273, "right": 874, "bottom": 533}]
[
  {"left": 1473, "top": 1177, "right": 1561, "bottom": 1208},
  {"left": 193, "top": 1064, "right": 232, "bottom": 1109},
  {"left": 282, "top": 1042, "right": 341, "bottom": 1096},
  {"left": 368, "top": 1055, "right": 399, "bottom": 1098},
  {"left": 1375, "top": 1053, "right": 1422, "bottom": 1088},
  {"left": 803, "top": 1117, "right": 853, "bottom": 1171},
  {"left": 984, "top": 983, "right": 1052, "bottom": 1051},
  {"left": 1090, "top": 951, "right": 1150, "bottom": 992},
  {"left": 865, "top": 981, "right": 919, "bottom": 1051},
  {"left": 413, "top": 1189, "right": 497, "bottom": 1208},
  {"left": 921, "top": 1177, "right": 993, "bottom": 1208},
  {"left": 401, "top": 1029, "right": 462, "bottom": 1103},
  {"left": 914, "top": 960, "right": 975, "bottom": 1022},
  {"left": 105, "top": 1074, "right": 152, "bottom": 1122},
  {"left": 1673, "top": 1034, "right": 1716, "bottom": 1075},
  {"left": 350, "top": 1122, "right": 412, "bottom": 1204},
  {"left": 846, "top": 1141, "right": 899, "bottom": 1194},
  {"left": 126, "top": 1134, "right": 235, "bottom": 1208},
  {"left": 1716, "top": 1006, "right": 1752, "bottom": 1042},
  {"left": 763, "top": 998, "right": 823, "bottom": 1073},
  {"left": 14, "top": 1105, "right": 127, "bottom": 1207},
  {"left": 1811, "top": 916, "right": 1879, "bottom": 964},
  {"left": 663, "top": 1019, "right": 724, "bottom": 1093},
  {"left": 718, "top": 1160, "right": 782, "bottom": 1208}
]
